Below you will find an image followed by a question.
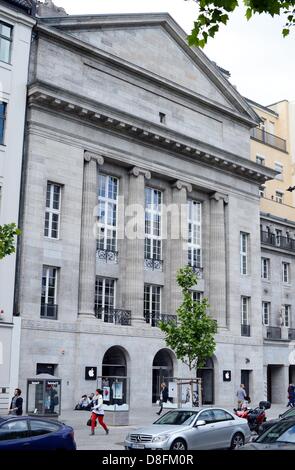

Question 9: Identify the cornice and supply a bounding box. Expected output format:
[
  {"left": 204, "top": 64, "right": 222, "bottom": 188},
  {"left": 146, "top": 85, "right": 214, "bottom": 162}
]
[
  {"left": 35, "top": 22, "right": 259, "bottom": 127},
  {"left": 27, "top": 81, "right": 277, "bottom": 186}
]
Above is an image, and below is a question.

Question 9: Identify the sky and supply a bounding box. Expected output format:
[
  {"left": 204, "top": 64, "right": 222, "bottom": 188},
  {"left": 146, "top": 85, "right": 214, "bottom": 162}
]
[{"left": 49, "top": 0, "right": 295, "bottom": 105}]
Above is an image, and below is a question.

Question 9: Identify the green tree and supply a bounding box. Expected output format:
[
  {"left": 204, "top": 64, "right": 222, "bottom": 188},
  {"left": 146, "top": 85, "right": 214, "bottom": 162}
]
[
  {"left": 159, "top": 266, "right": 217, "bottom": 373},
  {"left": 184, "top": 0, "right": 295, "bottom": 47},
  {"left": 0, "top": 223, "right": 21, "bottom": 260}
]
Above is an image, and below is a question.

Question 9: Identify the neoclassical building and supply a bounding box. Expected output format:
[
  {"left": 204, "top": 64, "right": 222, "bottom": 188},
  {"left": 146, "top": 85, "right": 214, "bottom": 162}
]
[{"left": 16, "top": 11, "right": 278, "bottom": 410}]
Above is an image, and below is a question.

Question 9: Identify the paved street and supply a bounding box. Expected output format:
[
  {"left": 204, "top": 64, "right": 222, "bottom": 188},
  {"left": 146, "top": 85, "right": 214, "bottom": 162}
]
[{"left": 58, "top": 403, "right": 288, "bottom": 450}]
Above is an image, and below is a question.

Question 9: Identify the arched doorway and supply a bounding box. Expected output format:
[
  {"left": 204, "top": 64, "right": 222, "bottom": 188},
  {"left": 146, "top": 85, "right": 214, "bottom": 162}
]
[
  {"left": 102, "top": 346, "right": 127, "bottom": 377},
  {"left": 152, "top": 349, "right": 174, "bottom": 403},
  {"left": 197, "top": 358, "right": 214, "bottom": 405}
]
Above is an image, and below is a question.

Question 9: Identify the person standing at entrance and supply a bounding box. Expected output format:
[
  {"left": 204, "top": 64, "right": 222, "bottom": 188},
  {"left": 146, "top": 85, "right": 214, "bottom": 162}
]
[
  {"left": 90, "top": 389, "right": 109, "bottom": 435},
  {"left": 236, "top": 384, "right": 246, "bottom": 410},
  {"left": 9, "top": 388, "right": 23, "bottom": 416},
  {"left": 157, "top": 383, "right": 168, "bottom": 416}
]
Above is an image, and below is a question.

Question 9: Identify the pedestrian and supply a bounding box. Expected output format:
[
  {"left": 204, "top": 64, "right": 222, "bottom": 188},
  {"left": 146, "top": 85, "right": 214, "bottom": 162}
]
[
  {"left": 157, "top": 382, "right": 169, "bottom": 416},
  {"left": 90, "top": 389, "right": 109, "bottom": 436},
  {"left": 9, "top": 388, "right": 23, "bottom": 416},
  {"left": 287, "top": 383, "right": 295, "bottom": 407},
  {"left": 236, "top": 384, "right": 247, "bottom": 410}
]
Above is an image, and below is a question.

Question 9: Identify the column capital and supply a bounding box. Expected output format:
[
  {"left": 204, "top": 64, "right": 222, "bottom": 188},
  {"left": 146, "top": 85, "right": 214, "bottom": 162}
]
[
  {"left": 84, "top": 151, "right": 104, "bottom": 166},
  {"left": 129, "top": 166, "right": 151, "bottom": 180},
  {"left": 172, "top": 180, "right": 192, "bottom": 193},
  {"left": 210, "top": 191, "right": 229, "bottom": 204}
]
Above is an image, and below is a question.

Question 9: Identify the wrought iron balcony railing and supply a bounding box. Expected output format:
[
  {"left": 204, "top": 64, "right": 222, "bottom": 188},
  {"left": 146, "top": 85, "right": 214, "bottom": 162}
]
[
  {"left": 266, "top": 326, "right": 282, "bottom": 340},
  {"left": 241, "top": 324, "right": 251, "bottom": 337},
  {"left": 96, "top": 248, "right": 118, "bottom": 263},
  {"left": 40, "top": 303, "right": 58, "bottom": 320},
  {"left": 95, "top": 307, "right": 131, "bottom": 326},
  {"left": 145, "top": 313, "right": 177, "bottom": 327},
  {"left": 144, "top": 258, "right": 163, "bottom": 271},
  {"left": 251, "top": 127, "right": 287, "bottom": 152},
  {"left": 261, "top": 231, "right": 295, "bottom": 253},
  {"left": 288, "top": 328, "right": 295, "bottom": 341},
  {"left": 188, "top": 264, "right": 204, "bottom": 279}
]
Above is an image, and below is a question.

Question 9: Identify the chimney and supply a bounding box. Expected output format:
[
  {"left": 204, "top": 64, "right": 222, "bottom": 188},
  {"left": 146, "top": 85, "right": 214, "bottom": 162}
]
[{"left": 36, "top": 0, "right": 68, "bottom": 17}]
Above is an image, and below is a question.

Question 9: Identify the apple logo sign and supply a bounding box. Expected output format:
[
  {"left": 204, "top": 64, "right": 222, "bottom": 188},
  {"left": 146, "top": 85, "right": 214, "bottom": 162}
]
[
  {"left": 85, "top": 366, "right": 97, "bottom": 380},
  {"left": 88, "top": 368, "right": 94, "bottom": 378},
  {"left": 223, "top": 370, "right": 231, "bottom": 382}
]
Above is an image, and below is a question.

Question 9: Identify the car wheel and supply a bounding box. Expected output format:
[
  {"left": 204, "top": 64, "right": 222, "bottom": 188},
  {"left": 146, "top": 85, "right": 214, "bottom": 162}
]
[
  {"left": 230, "top": 432, "right": 244, "bottom": 450},
  {"left": 170, "top": 438, "right": 187, "bottom": 450}
]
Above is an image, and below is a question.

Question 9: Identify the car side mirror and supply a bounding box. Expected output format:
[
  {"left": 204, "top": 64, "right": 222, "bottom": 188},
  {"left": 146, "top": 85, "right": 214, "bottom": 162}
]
[
  {"left": 195, "top": 420, "right": 206, "bottom": 427},
  {"left": 279, "top": 414, "right": 282, "bottom": 419}
]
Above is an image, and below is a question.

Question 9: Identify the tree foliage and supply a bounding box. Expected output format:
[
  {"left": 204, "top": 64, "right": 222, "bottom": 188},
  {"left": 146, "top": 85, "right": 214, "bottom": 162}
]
[
  {"left": 0, "top": 223, "right": 21, "bottom": 260},
  {"left": 159, "top": 266, "right": 217, "bottom": 372},
  {"left": 185, "top": 0, "right": 295, "bottom": 47}
]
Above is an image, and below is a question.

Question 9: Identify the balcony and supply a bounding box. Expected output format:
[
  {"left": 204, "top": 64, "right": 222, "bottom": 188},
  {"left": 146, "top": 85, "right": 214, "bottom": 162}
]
[
  {"left": 95, "top": 307, "right": 131, "bottom": 326},
  {"left": 261, "top": 231, "right": 295, "bottom": 253},
  {"left": 266, "top": 326, "right": 282, "bottom": 340},
  {"left": 289, "top": 328, "right": 295, "bottom": 341},
  {"left": 188, "top": 264, "right": 204, "bottom": 279},
  {"left": 96, "top": 248, "right": 118, "bottom": 264},
  {"left": 251, "top": 127, "right": 287, "bottom": 152},
  {"left": 145, "top": 313, "right": 177, "bottom": 327},
  {"left": 241, "top": 324, "right": 251, "bottom": 337},
  {"left": 144, "top": 258, "right": 163, "bottom": 271},
  {"left": 40, "top": 304, "right": 58, "bottom": 320}
]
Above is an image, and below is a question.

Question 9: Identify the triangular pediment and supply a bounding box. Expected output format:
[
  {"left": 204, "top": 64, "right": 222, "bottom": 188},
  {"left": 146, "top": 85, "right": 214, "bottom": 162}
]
[{"left": 41, "top": 13, "right": 259, "bottom": 123}]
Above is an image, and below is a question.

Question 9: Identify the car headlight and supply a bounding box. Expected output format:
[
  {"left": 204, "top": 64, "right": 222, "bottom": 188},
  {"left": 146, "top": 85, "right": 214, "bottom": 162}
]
[
  {"left": 125, "top": 433, "right": 131, "bottom": 441},
  {"left": 152, "top": 434, "right": 170, "bottom": 442}
]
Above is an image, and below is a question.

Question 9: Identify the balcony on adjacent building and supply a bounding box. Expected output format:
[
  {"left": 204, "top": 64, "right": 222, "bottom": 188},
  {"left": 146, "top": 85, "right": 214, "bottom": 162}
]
[
  {"left": 188, "top": 264, "right": 204, "bottom": 279},
  {"left": 145, "top": 313, "right": 177, "bottom": 327},
  {"left": 261, "top": 231, "right": 295, "bottom": 253},
  {"left": 40, "top": 304, "right": 58, "bottom": 320},
  {"left": 241, "top": 324, "right": 251, "bottom": 337},
  {"left": 95, "top": 307, "right": 131, "bottom": 326},
  {"left": 144, "top": 258, "right": 163, "bottom": 271},
  {"left": 251, "top": 127, "right": 287, "bottom": 152},
  {"left": 96, "top": 248, "right": 119, "bottom": 264},
  {"left": 266, "top": 326, "right": 282, "bottom": 341},
  {"left": 288, "top": 328, "right": 295, "bottom": 341}
]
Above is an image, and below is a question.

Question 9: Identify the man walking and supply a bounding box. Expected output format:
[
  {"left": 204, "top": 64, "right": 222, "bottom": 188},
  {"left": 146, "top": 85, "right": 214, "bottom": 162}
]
[
  {"left": 9, "top": 388, "right": 23, "bottom": 416},
  {"left": 90, "top": 389, "right": 109, "bottom": 436},
  {"left": 236, "top": 384, "right": 246, "bottom": 410},
  {"left": 157, "top": 382, "right": 169, "bottom": 416}
]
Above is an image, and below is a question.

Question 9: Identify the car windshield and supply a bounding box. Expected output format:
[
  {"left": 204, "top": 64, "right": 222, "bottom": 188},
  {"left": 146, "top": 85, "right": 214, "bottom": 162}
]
[
  {"left": 281, "top": 408, "right": 295, "bottom": 419},
  {"left": 153, "top": 411, "right": 197, "bottom": 426},
  {"left": 257, "top": 421, "right": 295, "bottom": 444}
]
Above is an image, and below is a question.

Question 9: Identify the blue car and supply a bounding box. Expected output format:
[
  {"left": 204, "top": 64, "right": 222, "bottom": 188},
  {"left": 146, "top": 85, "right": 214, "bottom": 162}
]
[{"left": 0, "top": 416, "right": 76, "bottom": 450}]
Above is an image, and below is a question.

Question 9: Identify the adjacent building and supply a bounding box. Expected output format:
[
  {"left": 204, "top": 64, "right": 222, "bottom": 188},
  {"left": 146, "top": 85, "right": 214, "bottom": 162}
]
[
  {"left": 15, "top": 11, "right": 280, "bottom": 410},
  {"left": 0, "top": 0, "right": 35, "bottom": 412}
]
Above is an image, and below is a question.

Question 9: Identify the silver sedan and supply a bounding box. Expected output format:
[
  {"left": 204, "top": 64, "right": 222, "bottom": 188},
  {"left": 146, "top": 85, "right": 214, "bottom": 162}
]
[{"left": 124, "top": 407, "right": 251, "bottom": 450}]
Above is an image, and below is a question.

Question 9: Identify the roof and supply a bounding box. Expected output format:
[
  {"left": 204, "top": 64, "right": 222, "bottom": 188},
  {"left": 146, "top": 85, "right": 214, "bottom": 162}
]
[
  {"left": 246, "top": 98, "right": 279, "bottom": 118},
  {"left": 1, "top": 0, "right": 36, "bottom": 15}
]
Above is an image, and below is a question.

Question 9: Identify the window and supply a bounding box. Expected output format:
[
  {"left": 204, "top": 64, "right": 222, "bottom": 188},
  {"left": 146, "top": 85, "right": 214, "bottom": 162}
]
[
  {"left": 198, "top": 410, "right": 215, "bottom": 424},
  {"left": 145, "top": 188, "right": 162, "bottom": 261},
  {"left": 275, "top": 229, "right": 282, "bottom": 246},
  {"left": 97, "top": 175, "right": 118, "bottom": 253},
  {"left": 30, "top": 420, "right": 60, "bottom": 437},
  {"left": 144, "top": 284, "right": 161, "bottom": 322},
  {"left": 274, "top": 163, "right": 283, "bottom": 180},
  {"left": 95, "top": 278, "right": 115, "bottom": 314},
  {"left": 192, "top": 291, "right": 203, "bottom": 302},
  {"left": 44, "top": 183, "right": 61, "bottom": 239},
  {"left": 282, "top": 262, "right": 290, "bottom": 284},
  {"left": 0, "top": 420, "right": 29, "bottom": 441},
  {"left": 262, "top": 302, "right": 270, "bottom": 326},
  {"left": 0, "top": 22, "right": 13, "bottom": 64},
  {"left": 188, "top": 200, "right": 202, "bottom": 268},
  {"left": 241, "top": 297, "right": 250, "bottom": 325},
  {"left": 212, "top": 409, "right": 234, "bottom": 422},
  {"left": 282, "top": 305, "right": 291, "bottom": 328},
  {"left": 41, "top": 266, "right": 58, "bottom": 319},
  {"left": 36, "top": 364, "right": 56, "bottom": 376},
  {"left": 259, "top": 186, "right": 265, "bottom": 198},
  {"left": 261, "top": 258, "right": 270, "bottom": 280},
  {"left": 0, "top": 102, "right": 7, "bottom": 145},
  {"left": 159, "top": 112, "right": 166, "bottom": 124},
  {"left": 275, "top": 191, "right": 284, "bottom": 204},
  {"left": 240, "top": 233, "right": 249, "bottom": 275},
  {"left": 256, "top": 155, "right": 265, "bottom": 166}
]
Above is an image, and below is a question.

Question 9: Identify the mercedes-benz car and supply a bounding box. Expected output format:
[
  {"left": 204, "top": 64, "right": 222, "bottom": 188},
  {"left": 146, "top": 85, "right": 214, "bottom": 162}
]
[{"left": 124, "top": 408, "right": 251, "bottom": 450}]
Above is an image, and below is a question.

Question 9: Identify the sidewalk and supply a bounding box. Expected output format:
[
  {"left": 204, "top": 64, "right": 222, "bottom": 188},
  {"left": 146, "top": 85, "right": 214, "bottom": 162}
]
[{"left": 59, "top": 403, "right": 288, "bottom": 450}]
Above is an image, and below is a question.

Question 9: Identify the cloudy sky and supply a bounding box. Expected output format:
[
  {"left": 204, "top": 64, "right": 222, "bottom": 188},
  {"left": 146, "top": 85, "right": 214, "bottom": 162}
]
[{"left": 50, "top": 0, "right": 295, "bottom": 105}]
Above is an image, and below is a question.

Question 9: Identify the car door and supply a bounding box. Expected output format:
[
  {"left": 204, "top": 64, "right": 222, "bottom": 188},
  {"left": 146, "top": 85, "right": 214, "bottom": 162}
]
[
  {"left": 0, "top": 419, "right": 31, "bottom": 450},
  {"left": 189, "top": 409, "right": 218, "bottom": 450},
  {"left": 210, "top": 409, "right": 237, "bottom": 448},
  {"left": 28, "top": 419, "right": 61, "bottom": 450}
]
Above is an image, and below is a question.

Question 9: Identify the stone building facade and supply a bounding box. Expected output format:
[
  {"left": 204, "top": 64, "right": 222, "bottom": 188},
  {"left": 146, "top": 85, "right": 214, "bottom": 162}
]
[{"left": 16, "top": 12, "right": 278, "bottom": 410}]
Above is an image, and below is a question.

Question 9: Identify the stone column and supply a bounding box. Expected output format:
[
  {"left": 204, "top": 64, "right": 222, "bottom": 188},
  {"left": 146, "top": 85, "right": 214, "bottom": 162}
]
[
  {"left": 209, "top": 192, "right": 228, "bottom": 328},
  {"left": 125, "top": 166, "right": 151, "bottom": 324},
  {"left": 78, "top": 151, "right": 104, "bottom": 316},
  {"left": 170, "top": 180, "right": 192, "bottom": 315}
]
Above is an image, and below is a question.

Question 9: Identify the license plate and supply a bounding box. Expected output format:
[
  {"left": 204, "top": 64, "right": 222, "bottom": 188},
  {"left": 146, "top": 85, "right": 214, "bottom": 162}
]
[{"left": 131, "top": 443, "right": 145, "bottom": 449}]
